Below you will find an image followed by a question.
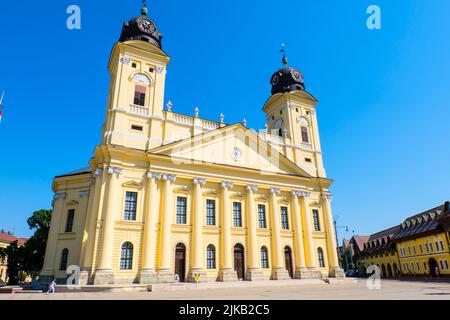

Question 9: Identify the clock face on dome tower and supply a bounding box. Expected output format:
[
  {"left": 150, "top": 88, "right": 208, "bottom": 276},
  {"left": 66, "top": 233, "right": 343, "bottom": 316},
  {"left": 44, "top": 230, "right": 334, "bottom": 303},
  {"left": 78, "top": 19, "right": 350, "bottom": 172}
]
[
  {"left": 291, "top": 69, "right": 303, "bottom": 82},
  {"left": 137, "top": 18, "right": 156, "bottom": 34}
]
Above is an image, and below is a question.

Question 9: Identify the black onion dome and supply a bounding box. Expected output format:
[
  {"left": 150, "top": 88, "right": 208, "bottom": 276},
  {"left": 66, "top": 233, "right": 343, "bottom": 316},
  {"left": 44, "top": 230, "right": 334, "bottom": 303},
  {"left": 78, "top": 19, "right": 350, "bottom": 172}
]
[
  {"left": 270, "top": 66, "right": 305, "bottom": 95},
  {"left": 119, "top": 6, "right": 163, "bottom": 49}
]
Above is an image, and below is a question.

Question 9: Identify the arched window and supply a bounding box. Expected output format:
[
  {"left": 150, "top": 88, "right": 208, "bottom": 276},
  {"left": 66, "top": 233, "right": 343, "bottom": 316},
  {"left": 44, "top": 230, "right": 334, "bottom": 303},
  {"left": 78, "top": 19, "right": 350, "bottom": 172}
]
[
  {"left": 261, "top": 246, "right": 269, "bottom": 269},
  {"left": 206, "top": 245, "right": 216, "bottom": 269},
  {"left": 120, "top": 242, "right": 133, "bottom": 270},
  {"left": 59, "top": 248, "right": 69, "bottom": 271},
  {"left": 317, "top": 247, "right": 325, "bottom": 268}
]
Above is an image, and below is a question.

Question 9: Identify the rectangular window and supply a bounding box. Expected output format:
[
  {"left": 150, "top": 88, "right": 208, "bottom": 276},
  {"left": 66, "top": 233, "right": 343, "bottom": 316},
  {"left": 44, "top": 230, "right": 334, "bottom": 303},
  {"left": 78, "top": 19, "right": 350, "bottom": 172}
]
[
  {"left": 233, "top": 202, "right": 242, "bottom": 228},
  {"left": 445, "top": 260, "right": 449, "bottom": 270},
  {"left": 131, "top": 125, "right": 143, "bottom": 132},
  {"left": 206, "top": 199, "right": 216, "bottom": 226},
  {"left": 305, "top": 158, "right": 312, "bottom": 163},
  {"left": 440, "top": 241, "right": 445, "bottom": 251},
  {"left": 435, "top": 242, "right": 440, "bottom": 252},
  {"left": 258, "top": 204, "right": 267, "bottom": 229},
  {"left": 430, "top": 243, "right": 434, "bottom": 252},
  {"left": 312, "top": 210, "right": 321, "bottom": 232},
  {"left": 124, "top": 192, "right": 137, "bottom": 221},
  {"left": 281, "top": 207, "right": 289, "bottom": 230},
  {"left": 176, "top": 197, "right": 187, "bottom": 224},
  {"left": 423, "top": 261, "right": 427, "bottom": 270},
  {"left": 419, "top": 244, "right": 423, "bottom": 254},
  {"left": 301, "top": 126, "right": 309, "bottom": 143},
  {"left": 134, "top": 85, "right": 146, "bottom": 106},
  {"left": 416, "top": 262, "right": 420, "bottom": 271},
  {"left": 413, "top": 246, "right": 416, "bottom": 255},
  {"left": 425, "top": 243, "right": 429, "bottom": 253},
  {"left": 65, "top": 209, "right": 75, "bottom": 233}
]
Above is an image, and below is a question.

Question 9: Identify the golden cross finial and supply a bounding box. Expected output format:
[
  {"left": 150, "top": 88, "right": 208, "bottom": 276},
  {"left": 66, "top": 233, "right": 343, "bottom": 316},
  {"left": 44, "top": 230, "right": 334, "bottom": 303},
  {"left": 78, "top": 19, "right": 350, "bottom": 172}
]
[{"left": 280, "top": 43, "right": 288, "bottom": 66}]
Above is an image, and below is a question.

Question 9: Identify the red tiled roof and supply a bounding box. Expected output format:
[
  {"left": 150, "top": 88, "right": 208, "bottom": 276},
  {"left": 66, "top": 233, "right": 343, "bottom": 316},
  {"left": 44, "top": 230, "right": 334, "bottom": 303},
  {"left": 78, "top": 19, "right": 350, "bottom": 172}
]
[
  {"left": 0, "top": 233, "right": 28, "bottom": 246},
  {"left": 352, "top": 236, "right": 369, "bottom": 251}
]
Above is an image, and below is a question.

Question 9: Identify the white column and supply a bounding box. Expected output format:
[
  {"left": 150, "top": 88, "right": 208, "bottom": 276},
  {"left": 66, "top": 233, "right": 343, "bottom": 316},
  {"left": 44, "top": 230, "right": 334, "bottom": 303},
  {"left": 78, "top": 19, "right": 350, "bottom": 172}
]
[
  {"left": 322, "top": 193, "right": 344, "bottom": 278},
  {"left": 95, "top": 167, "right": 122, "bottom": 284},
  {"left": 218, "top": 181, "right": 237, "bottom": 282},
  {"left": 140, "top": 172, "right": 161, "bottom": 283},
  {"left": 157, "top": 174, "right": 176, "bottom": 281},
  {"left": 189, "top": 178, "right": 207, "bottom": 281},
  {"left": 269, "top": 188, "right": 289, "bottom": 280},
  {"left": 291, "top": 191, "right": 307, "bottom": 278}
]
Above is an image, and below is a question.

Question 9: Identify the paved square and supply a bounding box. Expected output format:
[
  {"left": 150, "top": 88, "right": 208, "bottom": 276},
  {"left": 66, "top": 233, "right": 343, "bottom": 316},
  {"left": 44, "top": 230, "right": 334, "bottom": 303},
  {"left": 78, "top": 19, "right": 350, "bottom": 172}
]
[{"left": 2, "top": 279, "right": 450, "bottom": 300}]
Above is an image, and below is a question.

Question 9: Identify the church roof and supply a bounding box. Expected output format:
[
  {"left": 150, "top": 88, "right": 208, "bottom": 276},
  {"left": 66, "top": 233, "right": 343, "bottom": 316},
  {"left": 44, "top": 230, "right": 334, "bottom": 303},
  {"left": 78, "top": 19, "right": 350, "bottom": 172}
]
[
  {"left": 55, "top": 167, "right": 92, "bottom": 178},
  {"left": 270, "top": 65, "right": 305, "bottom": 95}
]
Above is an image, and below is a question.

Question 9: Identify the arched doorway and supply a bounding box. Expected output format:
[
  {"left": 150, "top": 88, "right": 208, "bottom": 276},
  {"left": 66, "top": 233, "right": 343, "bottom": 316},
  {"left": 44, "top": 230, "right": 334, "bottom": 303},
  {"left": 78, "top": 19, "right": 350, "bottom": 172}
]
[
  {"left": 429, "top": 258, "right": 439, "bottom": 278},
  {"left": 234, "top": 244, "right": 245, "bottom": 281},
  {"left": 175, "top": 243, "right": 186, "bottom": 282},
  {"left": 387, "top": 264, "right": 393, "bottom": 277},
  {"left": 381, "top": 264, "right": 387, "bottom": 278},
  {"left": 393, "top": 263, "right": 399, "bottom": 277},
  {"left": 284, "top": 247, "right": 293, "bottom": 278}
]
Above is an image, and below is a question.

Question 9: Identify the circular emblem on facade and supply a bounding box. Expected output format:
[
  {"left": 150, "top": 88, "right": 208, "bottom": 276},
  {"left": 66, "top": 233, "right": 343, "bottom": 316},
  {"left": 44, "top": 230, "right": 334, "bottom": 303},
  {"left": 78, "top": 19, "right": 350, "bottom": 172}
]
[
  {"left": 137, "top": 17, "right": 156, "bottom": 34},
  {"left": 231, "top": 147, "right": 242, "bottom": 161}
]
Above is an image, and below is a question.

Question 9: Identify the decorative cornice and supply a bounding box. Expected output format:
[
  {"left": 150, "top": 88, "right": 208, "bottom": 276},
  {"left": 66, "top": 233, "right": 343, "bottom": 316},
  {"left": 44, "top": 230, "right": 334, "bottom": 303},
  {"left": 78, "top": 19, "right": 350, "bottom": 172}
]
[
  {"left": 193, "top": 178, "right": 206, "bottom": 186},
  {"left": 292, "top": 191, "right": 311, "bottom": 198}
]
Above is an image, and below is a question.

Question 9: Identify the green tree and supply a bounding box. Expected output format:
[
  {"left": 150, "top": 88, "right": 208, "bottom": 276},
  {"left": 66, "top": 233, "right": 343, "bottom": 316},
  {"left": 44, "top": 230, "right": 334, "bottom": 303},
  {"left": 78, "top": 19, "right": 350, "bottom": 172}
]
[
  {"left": 21, "top": 209, "right": 52, "bottom": 278},
  {"left": 0, "top": 209, "right": 52, "bottom": 284}
]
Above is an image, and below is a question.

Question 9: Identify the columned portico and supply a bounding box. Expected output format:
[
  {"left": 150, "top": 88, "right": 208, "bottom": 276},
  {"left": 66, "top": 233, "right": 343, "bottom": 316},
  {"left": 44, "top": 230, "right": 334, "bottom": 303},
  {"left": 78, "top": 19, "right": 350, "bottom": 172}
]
[
  {"left": 188, "top": 178, "right": 207, "bottom": 282},
  {"left": 140, "top": 172, "right": 162, "bottom": 283},
  {"left": 218, "top": 181, "right": 238, "bottom": 282},
  {"left": 94, "top": 167, "right": 122, "bottom": 285},
  {"left": 157, "top": 174, "right": 176, "bottom": 282},
  {"left": 322, "top": 193, "right": 345, "bottom": 278},
  {"left": 269, "top": 188, "right": 290, "bottom": 280},
  {"left": 245, "top": 185, "right": 264, "bottom": 281}
]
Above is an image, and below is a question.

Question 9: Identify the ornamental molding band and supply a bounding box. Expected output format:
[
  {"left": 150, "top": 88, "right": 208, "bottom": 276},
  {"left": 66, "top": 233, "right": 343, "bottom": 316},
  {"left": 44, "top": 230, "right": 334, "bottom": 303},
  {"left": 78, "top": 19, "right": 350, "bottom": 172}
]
[
  {"left": 220, "top": 181, "right": 234, "bottom": 190},
  {"left": 193, "top": 177, "right": 207, "bottom": 186},
  {"left": 147, "top": 172, "right": 162, "bottom": 180},
  {"left": 132, "top": 73, "right": 151, "bottom": 85}
]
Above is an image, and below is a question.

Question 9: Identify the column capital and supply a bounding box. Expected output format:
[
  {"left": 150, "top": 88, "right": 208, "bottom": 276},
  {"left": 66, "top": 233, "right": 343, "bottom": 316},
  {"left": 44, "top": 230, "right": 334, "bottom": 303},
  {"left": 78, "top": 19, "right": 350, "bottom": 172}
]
[
  {"left": 246, "top": 185, "right": 258, "bottom": 192},
  {"left": 321, "top": 193, "right": 332, "bottom": 201},
  {"left": 220, "top": 181, "right": 234, "bottom": 190},
  {"left": 107, "top": 167, "right": 122, "bottom": 176},
  {"left": 193, "top": 177, "right": 207, "bottom": 186},
  {"left": 79, "top": 191, "right": 90, "bottom": 198},
  {"left": 147, "top": 172, "right": 162, "bottom": 180},
  {"left": 94, "top": 168, "right": 103, "bottom": 177},
  {"left": 161, "top": 173, "right": 176, "bottom": 183},
  {"left": 293, "top": 191, "right": 311, "bottom": 198},
  {"left": 54, "top": 193, "right": 66, "bottom": 201},
  {"left": 270, "top": 187, "right": 281, "bottom": 195}
]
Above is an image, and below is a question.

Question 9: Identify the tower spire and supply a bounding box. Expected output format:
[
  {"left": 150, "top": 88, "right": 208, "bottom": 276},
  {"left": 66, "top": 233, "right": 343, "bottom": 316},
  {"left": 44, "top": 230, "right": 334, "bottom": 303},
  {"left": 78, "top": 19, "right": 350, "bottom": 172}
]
[
  {"left": 280, "top": 43, "right": 288, "bottom": 66},
  {"left": 141, "top": 0, "right": 148, "bottom": 16}
]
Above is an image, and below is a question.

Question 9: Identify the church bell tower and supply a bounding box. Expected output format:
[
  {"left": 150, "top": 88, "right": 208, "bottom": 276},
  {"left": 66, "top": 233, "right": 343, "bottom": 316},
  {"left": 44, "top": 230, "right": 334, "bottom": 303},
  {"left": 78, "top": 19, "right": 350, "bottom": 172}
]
[
  {"left": 101, "top": 3, "right": 170, "bottom": 150},
  {"left": 263, "top": 52, "right": 327, "bottom": 178}
]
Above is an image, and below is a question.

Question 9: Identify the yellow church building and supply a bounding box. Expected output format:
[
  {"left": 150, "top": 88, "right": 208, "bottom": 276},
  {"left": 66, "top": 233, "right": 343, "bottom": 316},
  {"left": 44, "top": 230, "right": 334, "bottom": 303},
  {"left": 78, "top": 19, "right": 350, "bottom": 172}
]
[{"left": 40, "top": 4, "right": 344, "bottom": 285}]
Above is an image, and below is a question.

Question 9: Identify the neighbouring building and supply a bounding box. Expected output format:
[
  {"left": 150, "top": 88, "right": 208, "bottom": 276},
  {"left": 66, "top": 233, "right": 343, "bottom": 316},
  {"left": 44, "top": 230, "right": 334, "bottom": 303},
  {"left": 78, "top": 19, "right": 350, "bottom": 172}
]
[
  {"left": 347, "top": 235, "right": 369, "bottom": 274},
  {"left": 40, "top": 4, "right": 344, "bottom": 285},
  {"left": 351, "top": 201, "right": 450, "bottom": 278},
  {"left": 0, "top": 230, "right": 28, "bottom": 284}
]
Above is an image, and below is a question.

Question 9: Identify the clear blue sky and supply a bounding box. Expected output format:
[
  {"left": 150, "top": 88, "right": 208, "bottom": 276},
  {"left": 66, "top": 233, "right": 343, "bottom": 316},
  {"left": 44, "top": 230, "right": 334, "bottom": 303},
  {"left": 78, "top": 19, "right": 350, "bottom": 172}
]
[{"left": 0, "top": 0, "right": 449, "bottom": 240}]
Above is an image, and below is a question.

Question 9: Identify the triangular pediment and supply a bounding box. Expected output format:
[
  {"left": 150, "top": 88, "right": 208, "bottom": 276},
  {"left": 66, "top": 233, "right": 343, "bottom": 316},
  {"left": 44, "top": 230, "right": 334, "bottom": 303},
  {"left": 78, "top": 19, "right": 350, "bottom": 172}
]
[{"left": 150, "top": 123, "right": 311, "bottom": 178}]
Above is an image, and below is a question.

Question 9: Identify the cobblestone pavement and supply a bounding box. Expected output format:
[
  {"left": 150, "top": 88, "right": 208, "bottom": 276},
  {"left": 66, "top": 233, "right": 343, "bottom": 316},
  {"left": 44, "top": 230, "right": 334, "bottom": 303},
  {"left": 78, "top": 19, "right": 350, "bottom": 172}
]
[{"left": 2, "top": 279, "right": 450, "bottom": 300}]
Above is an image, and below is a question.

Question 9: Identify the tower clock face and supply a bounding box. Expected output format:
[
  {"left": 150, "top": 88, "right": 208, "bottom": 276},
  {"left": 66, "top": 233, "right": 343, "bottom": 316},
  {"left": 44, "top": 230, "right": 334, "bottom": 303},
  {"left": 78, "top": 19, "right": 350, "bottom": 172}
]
[
  {"left": 291, "top": 69, "right": 303, "bottom": 82},
  {"left": 137, "top": 18, "right": 156, "bottom": 34},
  {"left": 271, "top": 74, "right": 279, "bottom": 85}
]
